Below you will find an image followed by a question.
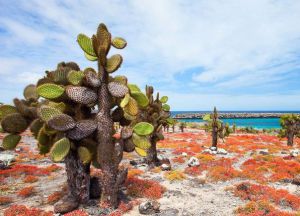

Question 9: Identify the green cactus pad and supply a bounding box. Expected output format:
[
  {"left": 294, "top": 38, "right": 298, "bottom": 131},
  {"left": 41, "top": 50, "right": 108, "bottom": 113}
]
[
  {"left": 77, "top": 34, "right": 97, "bottom": 56},
  {"left": 128, "top": 84, "right": 141, "bottom": 92},
  {"left": 37, "top": 127, "right": 50, "bottom": 146},
  {"left": 131, "top": 91, "right": 149, "bottom": 107},
  {"left": 135, "top": 147, "right": 147, "bottom": 157},
  {"left": 124, "top": 112, "right": 136, "bottom": 121},
  {"left": 50, "top": 137, "right": 71, "bottom": 162},
  {"left": 133, "top": 122, "right": 154, "bottom": 136},
  {"left": 67, "top": 120, "right": 97, "bottom": 140},
  {"left": 84, "top": 52, "right": 98, "bottom": 61},
  {"left": 132, "top": 133, "right": 151, "bottom": 150},
  {"left": 162, "top": 104, "right": 170, "bottom": 111},
  {"left": 23, "top": 84, "right": 39, "bottom": 101},
  {"left": 38, "top": 143, "right": 51, "bottom": 155},
  {"left": 53, "top": 68, "right": 70, "bottom": 85},
  {"left": 78, "top": 146, "right": 92, "bottom": 164},
  {"left": 105, "top": 54, "right": 123, "bottom": 73},
  {"left": 47, "top": 101, "right": 66, "bottom": 112},
  {"left": 84, "top": 68, "right": 101, "bottom": 87},
  {"left": 113, "top": 75, "right": 128, "bottom": 85},
  {"left": 48, "top": 113, "right": 76, "bottom": 132},
  {"left": 120, "top": 94, "right": 130, "bottom": 108},
  {"left": 37, "top": 83, "right": 65, "bottom": 99},
  {"left": 67, "top": 70, "right": 84, "bottom": 85},
  {"left": 202, "top": 114, "right": 211, "bottom": 121},
  {"left": 2, "top": 134, "right": 21, "bottom": 150},
  {"left": 111, "top": 37, "right": 127, "bottom": 49},
  {"left": 66, "top": 86, "right": 97, "bottom": 105},
  {"left": 123, "top": 97, "right": 139, "bottom": 116},
  {"left": 30, "top": 119, "right": 44, "bottom": 138},
  {"left": 1, "top": 113, "right": 28, "bottom": 133},
  {"left": 0, "top": 105, "right": 17, "bottom": 121},
  {"left": 108, "top": 82, "right": 128, "bottom": 98},
  {"left": 160, "top": 96, "right": 168, "bottom": 103},
  {"left": 38, "top": 106, "right": 62, "bottom": 122}
]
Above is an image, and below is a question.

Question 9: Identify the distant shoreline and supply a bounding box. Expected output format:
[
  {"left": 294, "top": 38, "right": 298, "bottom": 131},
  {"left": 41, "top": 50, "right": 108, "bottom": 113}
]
[{"left": 173, "top": 112, "right": 300, "bottom": 119}]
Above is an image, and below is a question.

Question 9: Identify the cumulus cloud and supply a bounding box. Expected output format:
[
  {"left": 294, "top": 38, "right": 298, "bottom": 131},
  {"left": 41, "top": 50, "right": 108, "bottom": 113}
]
[{"left": 0, "top": 0, "right": 300, "bottom": 109}]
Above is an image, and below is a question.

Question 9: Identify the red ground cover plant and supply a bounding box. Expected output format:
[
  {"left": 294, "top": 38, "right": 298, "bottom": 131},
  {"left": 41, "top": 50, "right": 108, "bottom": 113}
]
[
  {"left": 0, "top": 196, "right": 13, "bottom": 205},
  {"left": 23, "top": 175, "right": 39, "bottom": 183},
  {"left": 125, "top": 177, "right": 166, "bottom": 199},
  {"left": 172, "top": 156, "right": 186, "bottom": 164},
  {"left": 127, "top": 169, "right": 144, "bottom": 178},
  {"left": 47, "top": 191, "right": 63, "bottom": 204},
  {"left": 64, "top": 209, "right": 89, "bottom": 216},
  {"left": 184, "top": 166, "right": 203, "bottom": 176},
  {"left": 17, "top": 186, "right": 35, "bottom": 198},
  {"left": 3, "top": 205, "right": 53, "bottom": 216},
  {"left": 235, "top": 200, "right": 297, "bottom": 216},
  {"left": 234, "top": 182, "right": 300, "bottom": 211},
  {"left": 0, "top": 164, "right": 52, "bottom": 177}
]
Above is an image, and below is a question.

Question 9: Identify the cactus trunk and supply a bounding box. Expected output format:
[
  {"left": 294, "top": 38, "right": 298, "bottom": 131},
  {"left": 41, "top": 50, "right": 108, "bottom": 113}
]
[
  {"left": 146, "top": 137, "right": 159, "bottom": 166},
  {"left": 287, "top": 131, "right": 294, "bottom": 146},
  {"left": 65, "top": 150, "right": 91, "bottom": 203},
  {"left": 212, "top": 125, "right": 218, "bottom": 147}
]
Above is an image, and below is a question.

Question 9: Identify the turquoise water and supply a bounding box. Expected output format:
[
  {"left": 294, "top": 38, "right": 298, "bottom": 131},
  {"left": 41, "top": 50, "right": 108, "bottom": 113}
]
[{"left": 177, "top": 117, "right": 280, "bottom": 129}]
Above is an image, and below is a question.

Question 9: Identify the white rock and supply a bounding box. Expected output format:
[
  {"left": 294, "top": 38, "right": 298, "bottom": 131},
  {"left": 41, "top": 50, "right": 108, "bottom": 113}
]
[
  {"left": 210, "top": 146, "right": 217, "bottom": 151},
  {"left": 182, "top": 152, "right": 188, "bottom": 157},
  {"left": 217, "top": 148, "right": 228, "bottom": 155},
  {"left": 259, "top": 149, "right": 269, "bottom": 155},
  {"left": 0, "top": 153, "right": 15, "bottom": 166},
  {"left": 161, "top": 163, "right": 171, "bottom": 171},
  {"left": 188, "top": 156, "right": 200, "bottom": 167},
  {"left": 290, "top": 149, "right": 300, "bottom": 157}
]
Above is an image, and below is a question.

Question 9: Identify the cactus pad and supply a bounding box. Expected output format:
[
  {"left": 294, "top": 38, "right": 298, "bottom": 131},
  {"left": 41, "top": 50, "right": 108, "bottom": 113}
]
[
  {"left": 124, "top": 112, "right": 136, "bottom": 121},
  {"left": 66, "top": 86, "right": 97, "bottom": 105},
  {"left": 78, "top": 146, "right": 92, "bottom": 164},
  {"left": 50, "top": 137, "right": 71, "bottom": 162},
  {"left": 48, "top": 114, "right": 76, "bottom": 131},
  {"left": 84, "top": 52, "right": 98, "bottom": 61},
  {"left": 111, "top": 37, "right": 127, "bottom": 49},
  {"left": 47, "top": 101, "right": 66, "bottom": 112},
  {"left": 67, "top": 70, "right": 84, "bottom": 85},
  {"left": 121, "top": 126, "right": 133, "bottom": 139},
  {"left": 108, "top": 82, "right": 128, "bottom": 98},
  {"left": 1, "top": 113, "right": 28, "bottom": 133},
  {"left": 135, "top": 147, "right": 147, "bottom": 157},
  {"left": 65, "top": 62, "right": 80, "bottom": 71},
  {"left": 133, "top": 122, "right": 154, "bottom": 136},
  {"left": 160, "top": 96, "right": 168, "bottom": 103},
  {"left": 105, "top": 54, "right": 123, "bottom": 73},
  {"left": 131, "top": 91, "right": 149, "bottom": 107},
  {"left": 128, "top": 84, "right": 141, "bottom": 92},
  {"left": 162, "top": 104, "right": 170, "bottom": 111},
  {"left": 23, "top": 84, "right": 39, "bottom": 101},
  {"left": 67, "top": 120, "right": 97, "bottom": 140},
  {"left": 123, "top": 139, "right": 135, "bottom": 152},
  {"left": 2, "top": 134, "right": 21, "bottom": 150},
  {"left": 97, "top": 23, "right": 111, "bottom": 54},
  {"left": 120, "top": 94, "right": 130, "bottom": 108},
  {"left": 84, "top": 68, "right": 101, "bottom": 87},
  {"left": 0, "top": 105, "right": 17, "bottom": 121},
  {"left": 53, "top": 67, "right": 70, "bottom": 85},
  {"left": 38, "top": 106, "right": 62, "bottom": 122},
  {"left": 37, "top": 128, "right": 50, "bottom": 146},
  {"left": 132, "top": 133, "right": 151, "bottom": 149},
  {"left": 123, "top": 97, "right": 138, "bottom": 116},
  {"left": 113, "top": 75, "right": 128, "bottom": 85},
  {"left": 30, "top": 119, "right": 44, "bottom": 138},
  {"left": 37, "top": 83, "right": 65, "bottom": 99},
  {"left": 77, "top": 34, "right": 96, "bottom": 56}
]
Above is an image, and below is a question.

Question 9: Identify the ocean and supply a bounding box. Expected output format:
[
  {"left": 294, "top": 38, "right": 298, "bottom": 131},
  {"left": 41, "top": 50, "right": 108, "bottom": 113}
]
[{"left": 171, "top": 111, "right": 300, "bottom": 129}]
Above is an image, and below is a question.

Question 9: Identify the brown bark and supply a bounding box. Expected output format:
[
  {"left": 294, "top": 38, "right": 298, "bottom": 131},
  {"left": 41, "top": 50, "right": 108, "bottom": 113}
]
[
  {"left": 287, "top": 131, "right": 294, "bottom": 146},
  {"left": 96, "top": 62, "right": 125, "bottom": 208},
  {"left": 212, "top": 125, "right": 218, "bottom": 148},
  {"left": 146, "top": 137, "right": 160, "bottom": 166},
  {"left": 65, "top": 150, "right": 91, "bottom": 203}
]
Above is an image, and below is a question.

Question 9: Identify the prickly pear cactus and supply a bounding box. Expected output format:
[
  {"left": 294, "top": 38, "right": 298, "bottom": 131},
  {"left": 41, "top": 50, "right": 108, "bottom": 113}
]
[
  {"left": 278, "top": 114, "right": 300, "bottom": 146},
  {"left": 202, "top": 107, "right": 231, "bottom": 148}
]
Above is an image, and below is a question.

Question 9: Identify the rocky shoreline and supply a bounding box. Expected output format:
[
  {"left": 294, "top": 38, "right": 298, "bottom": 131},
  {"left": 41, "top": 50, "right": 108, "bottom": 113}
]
[{"left": 174, "top": 112, "right": 300, "bottom": 119}]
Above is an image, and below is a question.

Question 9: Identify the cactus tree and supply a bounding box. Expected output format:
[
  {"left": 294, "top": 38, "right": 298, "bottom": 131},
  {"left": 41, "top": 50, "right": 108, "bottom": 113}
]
[
  {"left": 279, "top": 114, "right": 300, "bottom": 146},
  {"left": 202, "top": 107, "right": 231, "bottom": 148},
  {"left": 134, "top": 86, "right": 171, "bottom": 166}
]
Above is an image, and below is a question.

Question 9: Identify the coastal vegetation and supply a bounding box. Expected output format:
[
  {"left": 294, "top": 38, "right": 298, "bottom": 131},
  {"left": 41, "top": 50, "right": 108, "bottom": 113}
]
[{"left": 278, "top": 114, "right": 300, "bottom": 146}]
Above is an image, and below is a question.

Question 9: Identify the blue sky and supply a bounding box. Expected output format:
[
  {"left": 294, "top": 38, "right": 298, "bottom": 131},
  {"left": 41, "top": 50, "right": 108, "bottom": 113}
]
[{"left": 0, "top": 0, "right": 300, "bottom": 111}]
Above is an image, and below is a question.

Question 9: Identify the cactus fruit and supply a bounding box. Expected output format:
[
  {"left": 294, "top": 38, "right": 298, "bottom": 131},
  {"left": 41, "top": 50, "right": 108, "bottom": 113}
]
[
  {"left": 84, "top": 68, "right": 101, "bottom": 87},
  {"left": 67, "top": 120, "right": 97, "bottom": 140},
  {"left": 66, "top": 86, "right": 97, "bottom": 105},
  {"left": 0, "top": 105, "right": 17, "bottom": 120},
  {"left": 38, "top": 106, "right": 62, "bottom": 122},
  {"left": 67, "top": 70, "right": 84, "bottom": 85},
  {"left": 111, "top": 37, "right": 127, "bottom": 49},
  {"left": 2, "top": 134, "right": 22, "bottom": 150},
  {"left": 78, "top": 146, "right": 92, "bottom": 164},
  {"left": 105, "top": 54, "right": 123, "bottom": 73},
  {"left": 133, "top": 122, "right": 154, "bottom": 136},
  {"left": 37, "top": 83, "right": 65, "bottom": 99},
  {"left": 48, "top": 114, "right": 76, "bottom": 131},
  {"left": 23, "top": 84, "right": 39, "bottom": 101},
  {"left": 1, "top": 113, "right": 28, "bottom": 133},
  {"left": 50, "top": 137, "right": 71, "bottom": 162},
  {"left": 77, "top": 34, "right": 96, "bottom": 56},
  {"left": 132, "top": 133, "right": 151, "bottom": 149},
  {"left": 108, "top": 82, "right": 128, "bottom": 97}
]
